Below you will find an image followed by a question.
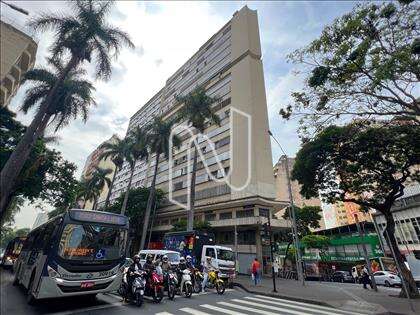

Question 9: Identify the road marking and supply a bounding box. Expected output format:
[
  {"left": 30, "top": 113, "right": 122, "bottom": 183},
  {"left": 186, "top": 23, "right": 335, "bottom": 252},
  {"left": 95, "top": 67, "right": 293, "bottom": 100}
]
[
  {"left": 218, "top": 301, "right": 280, "bottom": 315},
  {"left": 47, "top": 301, "right": 124, "bottom": 315},
  {"left": 232, "top": 298, "right": 313, "bottom": 315},
  {"left": 245, "top": 296, "right": 352, "bottom": 315},
  {"left": 254, "top": 295, "right": 369, "bottom": 315},
  {"left": 156, "top": 312, "right": 175, "bottom": 315},
  {"left": 200, "top": 304, "right": 244, "bottom": 314},
  {"left": 180, "top": 307, "right": 212, "bottom": 315}
]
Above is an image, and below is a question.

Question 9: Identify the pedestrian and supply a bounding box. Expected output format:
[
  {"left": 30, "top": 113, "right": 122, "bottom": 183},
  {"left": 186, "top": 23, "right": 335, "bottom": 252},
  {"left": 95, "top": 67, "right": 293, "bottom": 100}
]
[
  {"left": 251, "top": 258, "right": 261, "bottom": 286},
  {"left": 273, "top": 260, "right": 279, "bottom": 277},
  {"left": 361, "top": 265, "right": 372, "bottom": 289}
]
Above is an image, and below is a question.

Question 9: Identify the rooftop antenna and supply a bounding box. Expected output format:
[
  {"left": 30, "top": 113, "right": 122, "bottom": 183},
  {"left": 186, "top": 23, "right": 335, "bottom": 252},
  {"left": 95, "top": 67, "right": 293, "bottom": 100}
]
[{"left": 1, "top": 1, "right": 29, "bottom": 15}]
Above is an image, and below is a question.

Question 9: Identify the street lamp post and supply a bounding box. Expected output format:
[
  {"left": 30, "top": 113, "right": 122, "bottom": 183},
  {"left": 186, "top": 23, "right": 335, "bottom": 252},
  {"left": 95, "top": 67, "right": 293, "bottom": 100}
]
[{"left": 268, "top": 130, "right": 305, "bottom": 286}]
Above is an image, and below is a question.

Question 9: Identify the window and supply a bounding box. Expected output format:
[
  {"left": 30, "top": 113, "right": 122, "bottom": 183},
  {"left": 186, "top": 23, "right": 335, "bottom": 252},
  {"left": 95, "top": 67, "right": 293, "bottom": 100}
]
[
  {"left": 219, "top": 212, "right": 232, "bottom": 220},
  {"left": 259, "top": 208, "right": 270, "bottom": 218},
  {"left": 236, "top": 209, "right": 254, "bottom": 218},
  {"left": 205, "top": 213, "right": 216, "bottom": 221},
  {"left": 205, "top": 247, "right": 216, "bottom": 258},
  {"left": 173, "top": 181, "right": 184, "bottom": 191}
]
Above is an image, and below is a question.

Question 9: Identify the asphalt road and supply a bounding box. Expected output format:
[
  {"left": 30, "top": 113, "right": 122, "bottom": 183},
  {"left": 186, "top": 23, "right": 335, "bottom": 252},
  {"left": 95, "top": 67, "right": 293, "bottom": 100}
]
[{"left": 1, "top": 268, "right": 378, "bottom": 315}]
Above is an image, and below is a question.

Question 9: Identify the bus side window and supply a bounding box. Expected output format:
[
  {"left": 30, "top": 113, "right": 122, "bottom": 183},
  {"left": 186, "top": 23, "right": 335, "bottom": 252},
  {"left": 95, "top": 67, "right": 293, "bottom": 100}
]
[{"left": 41, "top": 223, "right": 56, "bottom": 253}]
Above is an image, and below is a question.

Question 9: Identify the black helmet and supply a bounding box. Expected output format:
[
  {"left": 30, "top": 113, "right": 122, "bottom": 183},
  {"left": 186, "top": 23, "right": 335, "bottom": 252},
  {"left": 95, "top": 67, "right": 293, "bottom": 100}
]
[
  {"left": 146, "top": 254, "right": 153, "bottom": 262},
  {"left": 133, "top": 254, "right": 140, "bottom": 261}
]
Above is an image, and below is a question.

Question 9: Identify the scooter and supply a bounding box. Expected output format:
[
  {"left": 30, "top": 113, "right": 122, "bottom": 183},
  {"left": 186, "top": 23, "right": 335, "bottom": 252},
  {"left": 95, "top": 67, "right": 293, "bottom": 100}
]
[
  {"left": 145, "top": 270, "right": 164, "bottom": 303},
  {"left": 178, "top": 269, "right": 193, "bottom": 298},
  {"left": 192, "top": 268, "right": 204, "bottom": 293},
  {"left": 206, "top": 270, "right": 225, "bottom": 295},
  {"left": 119, "top": 270, "right": 146, "bottom": 307}
]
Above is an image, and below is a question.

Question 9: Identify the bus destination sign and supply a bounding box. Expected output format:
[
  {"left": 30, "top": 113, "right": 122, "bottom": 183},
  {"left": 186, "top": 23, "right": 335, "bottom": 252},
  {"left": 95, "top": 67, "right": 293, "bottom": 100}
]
[{"left": 70, "top": 210, "right": 127, "bottom": 226}]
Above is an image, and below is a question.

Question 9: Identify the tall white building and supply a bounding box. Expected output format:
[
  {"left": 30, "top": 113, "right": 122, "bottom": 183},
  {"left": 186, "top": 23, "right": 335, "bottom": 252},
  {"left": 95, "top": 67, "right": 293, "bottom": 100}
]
[
  {"left": 110, "top": 6, "right": 288, "bottom": 273},
  {"left": 32, "top": 211, "right": 48, "bottom": 230}
]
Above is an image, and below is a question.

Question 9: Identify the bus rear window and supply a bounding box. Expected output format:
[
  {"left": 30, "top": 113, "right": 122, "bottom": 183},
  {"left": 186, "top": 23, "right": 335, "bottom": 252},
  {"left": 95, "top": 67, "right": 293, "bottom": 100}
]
[{"left": 58, "top": 224, "right": 127, "bottom": 261}]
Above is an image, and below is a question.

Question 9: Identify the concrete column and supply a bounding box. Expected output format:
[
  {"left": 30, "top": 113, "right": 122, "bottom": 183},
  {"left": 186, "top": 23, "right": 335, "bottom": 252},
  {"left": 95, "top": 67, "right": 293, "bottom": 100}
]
[{"left": 255, "top": 226, "right": 263, "bottom": 263}]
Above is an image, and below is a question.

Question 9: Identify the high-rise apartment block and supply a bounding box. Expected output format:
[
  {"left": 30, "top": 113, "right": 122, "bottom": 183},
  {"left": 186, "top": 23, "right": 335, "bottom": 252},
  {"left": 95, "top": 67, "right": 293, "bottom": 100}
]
[
  {"left": 1, "top": 3, "right": 37, "bottom": 107},
  {"left": 110, "top": 6, "right": 287, "bottom": 273}
]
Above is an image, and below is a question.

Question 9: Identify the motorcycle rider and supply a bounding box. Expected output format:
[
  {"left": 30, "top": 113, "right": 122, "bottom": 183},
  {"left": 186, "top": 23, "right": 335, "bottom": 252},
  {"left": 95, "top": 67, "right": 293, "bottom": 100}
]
[
  {"left": 161, "top": 255, "right": 172, "bottom": 272},
  {"left": 201, "top": 256, "right": 217, "bottom": 293},
  {"left": 186, "top": 255, "right": 194, "bottom": 269},
  {"left": 143, "top": 254, "right": 155, "bottom": 273},
  {"left": 127, "top": 255, "right": 142, "bottom": 297}
]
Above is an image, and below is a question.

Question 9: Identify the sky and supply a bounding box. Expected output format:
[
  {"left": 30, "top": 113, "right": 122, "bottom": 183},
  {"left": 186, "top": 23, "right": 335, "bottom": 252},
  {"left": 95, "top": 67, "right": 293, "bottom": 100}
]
[{"left": 4, "top": 0, "right": 359, "bottom": 228}]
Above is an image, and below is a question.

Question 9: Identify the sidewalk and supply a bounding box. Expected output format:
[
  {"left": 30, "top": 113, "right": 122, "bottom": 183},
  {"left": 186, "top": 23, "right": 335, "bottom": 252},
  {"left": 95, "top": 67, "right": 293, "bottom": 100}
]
[{"left": 233, "top": 275, "right": 420, "bottom": 315}]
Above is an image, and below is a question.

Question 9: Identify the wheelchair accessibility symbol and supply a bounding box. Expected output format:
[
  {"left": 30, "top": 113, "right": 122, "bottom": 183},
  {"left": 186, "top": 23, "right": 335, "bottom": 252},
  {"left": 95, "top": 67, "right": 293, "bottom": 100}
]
[{"left": 95, "top": 249, "right": 105, "bottom": 260}]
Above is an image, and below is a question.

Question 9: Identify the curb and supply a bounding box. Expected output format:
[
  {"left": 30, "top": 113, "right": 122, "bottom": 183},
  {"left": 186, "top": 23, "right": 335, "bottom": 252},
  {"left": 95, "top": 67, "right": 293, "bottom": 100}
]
[{"left": 232, "top": 282, "right": 330, "bottom": 307}]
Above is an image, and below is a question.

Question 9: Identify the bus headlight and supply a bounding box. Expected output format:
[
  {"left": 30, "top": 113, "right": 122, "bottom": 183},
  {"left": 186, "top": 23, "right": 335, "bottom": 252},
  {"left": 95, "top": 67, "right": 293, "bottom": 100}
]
[{"left": 47, "top": 266, "right": 61, "bottom": 278}]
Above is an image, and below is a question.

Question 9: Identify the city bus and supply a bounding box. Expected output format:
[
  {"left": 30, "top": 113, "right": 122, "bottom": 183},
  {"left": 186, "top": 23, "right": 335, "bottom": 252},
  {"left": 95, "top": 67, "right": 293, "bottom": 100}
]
[
  {"left": 13, "top": 209, "right": 129, "bottom": 304},
  {"left": 1, "top": 237, "right": 26, "bottom": 269}
]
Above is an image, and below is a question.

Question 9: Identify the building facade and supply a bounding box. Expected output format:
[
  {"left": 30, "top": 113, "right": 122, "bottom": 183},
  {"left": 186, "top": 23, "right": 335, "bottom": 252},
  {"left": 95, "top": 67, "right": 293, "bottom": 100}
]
[
  {"left": 81, "top": 135, "right": 119, "bottom": 210},
  {"left": 110, "top": 6, "right": 288, "bottom": 273},
  {"left": 32, "top": 211, "right": 48, "bottom": 230},
  {"left": 0, "top": 3, "right": 37, "bottom": 107}
]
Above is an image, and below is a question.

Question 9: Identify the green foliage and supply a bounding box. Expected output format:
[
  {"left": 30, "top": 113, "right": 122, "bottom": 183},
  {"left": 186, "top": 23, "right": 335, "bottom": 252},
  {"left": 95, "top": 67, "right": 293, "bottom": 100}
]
[
  {"left": 292, "top": 122, "right": 420, "bottom": 213},
  {"left": 171, "top": 219, "right": 212, "bottom": 232},
  {"left": 1, "top": 227, "right": 30, "bottom": 249},
  {"left": 282, "top": 1, "right": 419, "bottom": 133},
  {"left": 301, "top": 234, "right": 330, "bottom": 249},
  {"left": 0, "top": 107, "right": 79, "bottom": 213},
  {"left": 147, "top": 117, "right": 181, "bottom": 158},
  {"left": 282, "top": 205, "right": 322, "bottom": 237}
]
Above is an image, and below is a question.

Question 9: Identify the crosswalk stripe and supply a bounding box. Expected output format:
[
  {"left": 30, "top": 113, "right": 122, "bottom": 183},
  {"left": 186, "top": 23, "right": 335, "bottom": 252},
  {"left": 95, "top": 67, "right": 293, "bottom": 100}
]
[
  {"left": 217, "top": 301, "right": 280, "bottom": 315},
  {"left": 200, "top": 304, "right": 244, "bottom": 315},
  {"left": 155, "top": 313, "right": 175, "bottom": 315},
  {"left": 254, "top": 295, "right": 369, "bottom": 315},
  {"left": 180, "top": 307, "right": 212, "bottom": 315},
  {"left": 231, "top": 298, "right": 313, "bottom": 315},
  {"left": 244, "top": 296, "right": 344, "bottom": 315}
]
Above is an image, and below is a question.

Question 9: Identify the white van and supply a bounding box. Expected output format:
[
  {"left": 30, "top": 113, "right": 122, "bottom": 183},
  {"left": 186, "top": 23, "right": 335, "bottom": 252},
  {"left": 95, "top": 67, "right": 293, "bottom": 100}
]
[{"left": 138, "top": 250, "right": 180, "bottom": 267}]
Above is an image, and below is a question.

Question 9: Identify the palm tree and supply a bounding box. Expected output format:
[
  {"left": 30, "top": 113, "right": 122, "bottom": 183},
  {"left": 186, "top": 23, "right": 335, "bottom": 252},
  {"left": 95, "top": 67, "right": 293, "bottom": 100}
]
[
  {"left": 88, "top": 166, "right": 112, "bottom": 209},
  {"left": 139, "top": 117, "right": 181, "bottom": 250},
  {"left": 0, "top": 0, "right": 134, "bottom": 217},
  {"left": 120, "top": 126, "right": 149, "bottom": 215},
  {"left": 99, "top": 137, "right": 131, "bottom": 208},
  {"left": 176, "top": 86, "right": 221, "bottom": 231}
]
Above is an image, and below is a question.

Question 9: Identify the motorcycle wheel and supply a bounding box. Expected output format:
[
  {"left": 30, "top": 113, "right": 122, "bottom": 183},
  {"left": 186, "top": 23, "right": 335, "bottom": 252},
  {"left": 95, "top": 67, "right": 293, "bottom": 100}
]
[
  {"left": 135, "top": 291, "right": 143, "bottom": 307},
  {"left": 153, "top": 287, "right": 164, "bottom": 303},
  {"left": 216, "top": 281, "right": 225, "bottom": 295},
  {"left": 193, "top": 279, "right": 202, "bottom": 293},
  {"left": 184, "top": 283, "right": 193, "bottom": 298},
  {"left": 168, "top": 284, "right": 175, "bottom": 300}
]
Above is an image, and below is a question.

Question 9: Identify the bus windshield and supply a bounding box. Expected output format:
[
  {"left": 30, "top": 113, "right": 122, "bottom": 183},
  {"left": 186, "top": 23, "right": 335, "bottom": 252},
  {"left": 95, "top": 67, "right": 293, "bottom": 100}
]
[{"left": 57, "top": 224, "right": 127, "bottom": 262}]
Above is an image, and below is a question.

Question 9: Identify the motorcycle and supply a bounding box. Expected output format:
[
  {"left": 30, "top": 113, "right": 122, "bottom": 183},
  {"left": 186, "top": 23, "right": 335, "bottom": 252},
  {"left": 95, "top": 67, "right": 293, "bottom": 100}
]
[
  {"left": 118, "top": 270, "right": 146, "bottom": 306},
  {"left": 192, "top": 268, "right": 204, "bottom": 293},
  {"left": 163, "top": 270, "right": 177, "bottom": 300},
  {"left": 206, "top": 270, "right": 225, "bottom": 295},
  {"left": 145, "top": 270, "right": 164, "bottom": 303},
  {"left": 178, "top": 268, "right": 193, "bottom": 298}
]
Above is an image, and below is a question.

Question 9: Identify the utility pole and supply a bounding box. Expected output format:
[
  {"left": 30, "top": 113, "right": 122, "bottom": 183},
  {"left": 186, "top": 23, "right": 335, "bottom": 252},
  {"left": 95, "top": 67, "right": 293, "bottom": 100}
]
[
  {"left": 268, "top": 130, "right": 304, "bottom": 286},
  {"left": 268, "top": 213, "right": 277, "bottom": 292},
  {"left": 354, "top": 213, "right": 377, "bottom": 291}
]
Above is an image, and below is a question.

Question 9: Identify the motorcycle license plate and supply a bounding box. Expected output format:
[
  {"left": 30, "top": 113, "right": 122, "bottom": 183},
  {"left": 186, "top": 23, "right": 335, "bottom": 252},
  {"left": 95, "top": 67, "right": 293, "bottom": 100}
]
[
  {"left": 81, "top": 281, "right": 95, "bottom": 288},
  {"left": 140, "top": 290, "right": 144, "bottom": 294}
]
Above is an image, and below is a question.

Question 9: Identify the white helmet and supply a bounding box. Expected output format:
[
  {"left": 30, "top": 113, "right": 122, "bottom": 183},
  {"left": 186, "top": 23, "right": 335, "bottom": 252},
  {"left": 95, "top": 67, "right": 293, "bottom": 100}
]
[
  {"left": 186, "top": 255, "right": 192, "bottom": 261},
  {"left": 180, "top": 257, "right": 186, "bottom": 262}
]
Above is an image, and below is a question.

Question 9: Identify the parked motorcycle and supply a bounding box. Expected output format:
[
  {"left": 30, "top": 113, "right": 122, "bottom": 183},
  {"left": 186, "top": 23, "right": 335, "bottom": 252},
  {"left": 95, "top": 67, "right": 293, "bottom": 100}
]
[
  {"left": 178, "top": 268, "right": 193, "bottom": 298},
  {"left": 206, "top": 270, "right": 225, "bottom": 295},
  {"left": 118, "top": 270, "right": 146, "bottom": 306}
]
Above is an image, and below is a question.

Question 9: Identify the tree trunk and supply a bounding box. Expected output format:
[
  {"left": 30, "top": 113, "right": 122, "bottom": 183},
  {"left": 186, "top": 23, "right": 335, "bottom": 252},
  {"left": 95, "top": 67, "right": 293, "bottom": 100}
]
[
  {"left": 104, "top": 166, "right": 119, "bottom": 209},
  {"left": 0, "top": 56, "right": 79, "bottom": 217},
  {"left": 92, "top": 196, "right": 98, "bottom": 210},
  {"left": 187, "top": 145, "right": 198, "bottom": 232},
  {"left": 383, "top": 211, "right": 419, "bottom": 298},
  {"left": 140, "top": 152, "right": 160, "bottom": 251},
  {"left": 282, "top": 241, "right": 293, "bottom": 271},
  {"left": 121, "top": 166, "right": 135, "bottom": 215}
]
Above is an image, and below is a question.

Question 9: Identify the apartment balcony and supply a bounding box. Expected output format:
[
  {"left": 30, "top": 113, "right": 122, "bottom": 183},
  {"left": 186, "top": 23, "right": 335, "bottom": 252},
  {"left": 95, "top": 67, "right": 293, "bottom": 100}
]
[{"left": 1, "top": 19, "right": 38, "bottom": 107}]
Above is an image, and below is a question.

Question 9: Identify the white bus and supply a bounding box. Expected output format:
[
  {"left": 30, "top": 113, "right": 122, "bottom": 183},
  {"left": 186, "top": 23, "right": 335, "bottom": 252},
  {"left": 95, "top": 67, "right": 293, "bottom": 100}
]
[{"left": 13, "top": 209, "right": 129, "bottom": 304}]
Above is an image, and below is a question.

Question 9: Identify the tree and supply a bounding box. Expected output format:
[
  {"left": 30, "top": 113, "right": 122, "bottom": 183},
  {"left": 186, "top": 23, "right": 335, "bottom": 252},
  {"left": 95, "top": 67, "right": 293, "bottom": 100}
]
[
  {"left": 1, "top": 228, "right": 30, "bottom": 249},
  {"left": 139, "top": 117, "right": 181, "bottom": 250},
  {"left": 99, "top": 136, "right": 130, "bottom": 208},
  {"left": 86, "top": 166, "right": 112, "bottom": 209},
  {"left": 292, "top": 122, "right": 420, "bottom": 297},
  {"left": 176, "top": 86, "right": 221, "bottom": 231},
  {"left": 0, "top": 107, "right": 79, "bottom": 223},
  {"left": 301, "top": 235, "right": 330, "bottom": 251},
  {"left": 1, "top": 0, "right": 134, "bottom": 218},
  {"left": 171, "top": 219, "right": 212, "bottom": 232},
  {"left": 120, "top": 126, "right": 149, "bottom": 215},
  {"left": 281, "top": 205, "right": 322, "bottom": 269},
  {"left": 280, "top": 1, "right": 419, "bottom": 135},
  {"left": 106, "top": 187, "right": 165, "bottom": 254}
]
